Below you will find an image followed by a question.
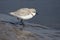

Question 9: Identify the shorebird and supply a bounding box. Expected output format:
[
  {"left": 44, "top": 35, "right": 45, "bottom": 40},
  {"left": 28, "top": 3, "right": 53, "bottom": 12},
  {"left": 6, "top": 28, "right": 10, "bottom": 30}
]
[{"left": 10, "top": 8, "right": 36, "bottom": 30}]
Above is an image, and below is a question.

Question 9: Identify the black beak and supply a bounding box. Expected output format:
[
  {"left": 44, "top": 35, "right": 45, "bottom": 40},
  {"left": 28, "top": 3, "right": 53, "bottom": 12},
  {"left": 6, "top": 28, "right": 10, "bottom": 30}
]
[{"left": 36, "top": 13, "right": 39, "bottom": 15}]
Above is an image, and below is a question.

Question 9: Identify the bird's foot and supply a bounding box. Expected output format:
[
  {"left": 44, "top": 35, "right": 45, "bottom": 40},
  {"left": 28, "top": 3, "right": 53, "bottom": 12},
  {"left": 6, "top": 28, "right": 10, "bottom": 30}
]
[
  {"left": 15, "top": 22, "right": 22, "bottom": 25},
  {"left": 15, "top": 21, "right": 25, "bottom": 30}
]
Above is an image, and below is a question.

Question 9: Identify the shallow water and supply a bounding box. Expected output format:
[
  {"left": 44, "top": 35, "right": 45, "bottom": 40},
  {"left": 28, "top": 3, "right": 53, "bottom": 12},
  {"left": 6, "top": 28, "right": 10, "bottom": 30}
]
[
  {"left": 0, "top": 0, "right": 60, "bottom": 40},
  {"left": 0, "top": 13, "right": 60, "bottom": 40}
]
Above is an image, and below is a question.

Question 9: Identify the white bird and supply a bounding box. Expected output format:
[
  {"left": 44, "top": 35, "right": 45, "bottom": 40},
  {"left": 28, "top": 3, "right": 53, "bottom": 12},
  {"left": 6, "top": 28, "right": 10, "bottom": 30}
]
[{"left": 10, "top": 8, "right": 36, "bottom": 30}]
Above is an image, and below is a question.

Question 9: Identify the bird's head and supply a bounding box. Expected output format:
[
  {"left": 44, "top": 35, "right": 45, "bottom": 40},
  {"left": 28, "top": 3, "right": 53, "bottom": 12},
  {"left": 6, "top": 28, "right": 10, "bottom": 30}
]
[{"left": 29, "top": 8, "right": 36, "bottom": 16}]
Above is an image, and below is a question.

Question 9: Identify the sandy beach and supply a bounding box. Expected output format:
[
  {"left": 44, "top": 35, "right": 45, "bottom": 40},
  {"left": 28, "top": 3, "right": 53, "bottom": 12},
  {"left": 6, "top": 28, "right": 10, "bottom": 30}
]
[{"left": 0, "top": 14, "right": 60, "bottom": 40}]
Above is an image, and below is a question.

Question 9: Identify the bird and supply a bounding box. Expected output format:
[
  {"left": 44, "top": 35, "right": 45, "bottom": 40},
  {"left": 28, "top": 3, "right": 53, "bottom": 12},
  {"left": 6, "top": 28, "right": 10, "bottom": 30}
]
[{"left": 10, "top": 8, "right": 36, "bottom": 30}]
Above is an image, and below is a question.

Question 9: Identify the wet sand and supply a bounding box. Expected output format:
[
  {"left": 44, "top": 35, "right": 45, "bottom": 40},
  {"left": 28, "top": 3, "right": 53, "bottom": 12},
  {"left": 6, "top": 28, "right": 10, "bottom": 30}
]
[{"left": 0, "top": 14, "right": 60, "bottom": 40}]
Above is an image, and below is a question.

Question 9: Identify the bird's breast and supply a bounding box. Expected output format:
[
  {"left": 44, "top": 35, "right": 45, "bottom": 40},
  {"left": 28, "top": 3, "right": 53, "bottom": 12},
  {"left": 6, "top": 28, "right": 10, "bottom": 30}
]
[{"left": 17, "top": 14, "right": 34, "bottom": 20}]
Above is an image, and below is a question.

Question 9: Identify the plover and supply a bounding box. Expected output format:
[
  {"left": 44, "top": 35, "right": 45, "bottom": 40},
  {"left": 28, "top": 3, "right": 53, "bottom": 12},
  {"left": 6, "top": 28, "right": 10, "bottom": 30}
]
[{"left": 10, "top": 8, "right": 36, "bottom": 30}]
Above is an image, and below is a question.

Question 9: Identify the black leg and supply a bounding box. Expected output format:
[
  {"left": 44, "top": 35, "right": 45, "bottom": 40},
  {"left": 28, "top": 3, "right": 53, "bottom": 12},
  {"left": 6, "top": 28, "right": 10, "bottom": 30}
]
[
  {"left": 19, "top": 19, "right": 25, "bottom": 30},
  {"left": 20, "top": 19, "right": 25, "bottom": 27},
  {"left": 20, "top": 19, "right": 23, "bottom": 25},
  {"left": 15, "top": 18, "right": 20, "bottom": 24},
  {"left": 17, "top": 18, "right": 24, "bottom": 25},
  {"left": 17, "top": 18, "right": 25, "bottom": 30}
]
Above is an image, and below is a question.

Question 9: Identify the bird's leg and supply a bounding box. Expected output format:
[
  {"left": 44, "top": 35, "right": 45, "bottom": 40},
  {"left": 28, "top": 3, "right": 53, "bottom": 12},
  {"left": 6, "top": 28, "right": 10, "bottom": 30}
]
[
  {"left": 16, "top": 18, "right": 25, "bottom": 30},
  {"left": 20, "top": 19, "right": 24, "bottom": 25},
  {"left": 16, "top": 17, "right": 21, "bottom": 24},
  {"left": 20, "top": 19, "right": 25, "bottom": 27},
  {"left": 17, "top": 18, "right": 24, "bottom": 25},
  {"left": 19, "top": 19, "right": 25, "bottom": 30}
]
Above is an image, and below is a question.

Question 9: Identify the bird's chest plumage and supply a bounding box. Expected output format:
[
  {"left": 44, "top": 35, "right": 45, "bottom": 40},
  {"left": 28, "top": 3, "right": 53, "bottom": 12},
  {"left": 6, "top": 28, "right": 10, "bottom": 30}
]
[{"left": 17, "top": 14, "right": 33, "bottom": 20}]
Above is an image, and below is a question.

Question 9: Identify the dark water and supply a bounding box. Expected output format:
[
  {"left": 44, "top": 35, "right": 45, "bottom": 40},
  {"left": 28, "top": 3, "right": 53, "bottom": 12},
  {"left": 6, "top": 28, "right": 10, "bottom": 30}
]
[
  {"left": 0, "top": 0, "right": 60, "bottom": 30},
  {"left": 0, "top": 0, "right": 60, "bottom": 40}
]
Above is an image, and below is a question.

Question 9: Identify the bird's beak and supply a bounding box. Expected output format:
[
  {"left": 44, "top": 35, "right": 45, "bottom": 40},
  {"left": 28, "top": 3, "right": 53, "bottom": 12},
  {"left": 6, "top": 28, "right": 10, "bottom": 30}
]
[{"left": 36, "top": 12, "right": 39, "bottom": 15}]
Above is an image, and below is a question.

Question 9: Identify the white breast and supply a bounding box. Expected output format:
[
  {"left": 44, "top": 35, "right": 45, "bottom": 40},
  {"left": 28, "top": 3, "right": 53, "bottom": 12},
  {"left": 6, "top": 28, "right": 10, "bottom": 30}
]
[{"left": 16, "top": 14, "right": 34, "bottom": 20}]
